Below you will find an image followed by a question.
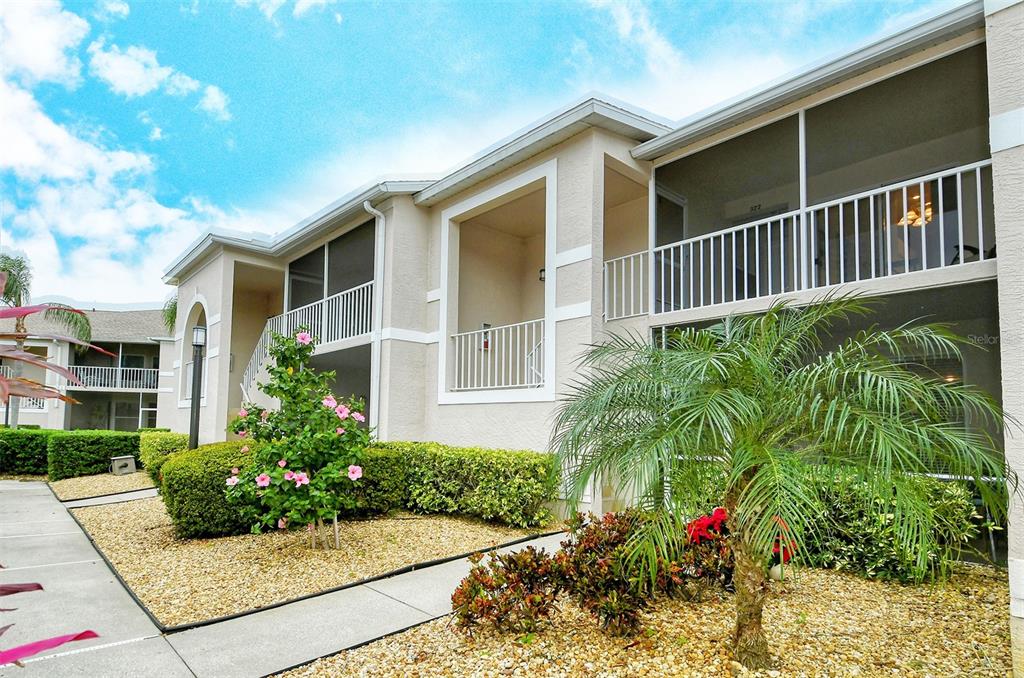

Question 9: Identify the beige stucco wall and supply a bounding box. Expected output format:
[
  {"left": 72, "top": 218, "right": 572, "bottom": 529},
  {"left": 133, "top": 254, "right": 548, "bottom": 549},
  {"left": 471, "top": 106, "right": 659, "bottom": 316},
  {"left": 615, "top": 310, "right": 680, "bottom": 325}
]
[{"left": 985, "top": 0, "right": 1024, "bottom": 670}]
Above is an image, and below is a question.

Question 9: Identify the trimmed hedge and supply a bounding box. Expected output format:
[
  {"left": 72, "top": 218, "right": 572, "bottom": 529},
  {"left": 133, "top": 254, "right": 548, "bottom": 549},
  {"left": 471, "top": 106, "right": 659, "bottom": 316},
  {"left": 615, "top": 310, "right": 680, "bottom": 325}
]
[
  {"left": 161, "top": 441, "right": 255, "bottom": 538},
  {"left": 46, "top": 430, "right": 140, "bottom": 481},
  {"left": 0, "top": 429, "right": 59, "bottom": 475},
  {"left": 139, "top": 431, "right": 189, "bottom": 485}
]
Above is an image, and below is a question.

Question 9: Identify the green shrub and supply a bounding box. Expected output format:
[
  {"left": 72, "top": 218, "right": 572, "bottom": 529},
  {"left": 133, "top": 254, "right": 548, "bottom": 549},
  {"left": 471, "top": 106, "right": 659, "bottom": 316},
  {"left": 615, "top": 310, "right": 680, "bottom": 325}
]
[
  {"left": 377, "top": 441, "right": 557, "bottom": 527},
  {"left": 351, "top": 445, "right": 410, "bottom": 515},
  {"left": 0, "top": 428, "right": 58, "bottom": 475},
  {"left": 46, "top": 430, "right": 140, "bottom": 481},
  {"left": 804, "top": 471, "right": 979, "bottom": 582},
  {"left": 139, "top": 431, "right": 189, "bottom": 485},
  {"left": 139, "top": 427, "right": 171, "bottom": 433},
  {"left": 161, "top": 441, "right": 257, "bottom": 538}
]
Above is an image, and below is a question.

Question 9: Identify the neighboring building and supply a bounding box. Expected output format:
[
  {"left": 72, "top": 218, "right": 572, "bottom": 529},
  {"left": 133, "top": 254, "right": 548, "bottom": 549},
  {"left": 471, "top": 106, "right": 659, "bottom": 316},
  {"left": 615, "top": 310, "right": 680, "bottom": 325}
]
[
  {"left": 0, "top": 309, "right": 170, "bottom": 431},
  {"left": 160, "top": 0, "right": 1023, "bottom": 665}
]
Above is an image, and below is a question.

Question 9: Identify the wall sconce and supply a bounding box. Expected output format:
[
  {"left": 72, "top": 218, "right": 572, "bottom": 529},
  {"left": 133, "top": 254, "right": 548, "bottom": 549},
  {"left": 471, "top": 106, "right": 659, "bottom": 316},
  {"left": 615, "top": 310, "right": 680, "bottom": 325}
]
[{"left": 538, "top": 268, "right": 546, "bottom": 282}]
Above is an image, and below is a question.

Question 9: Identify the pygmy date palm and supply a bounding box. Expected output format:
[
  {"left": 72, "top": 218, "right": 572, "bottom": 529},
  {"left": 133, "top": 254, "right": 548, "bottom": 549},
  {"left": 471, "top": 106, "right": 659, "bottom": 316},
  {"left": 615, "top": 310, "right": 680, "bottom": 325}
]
[{"left": 552, "top": 295, "right": 1012, "bottom": 669}]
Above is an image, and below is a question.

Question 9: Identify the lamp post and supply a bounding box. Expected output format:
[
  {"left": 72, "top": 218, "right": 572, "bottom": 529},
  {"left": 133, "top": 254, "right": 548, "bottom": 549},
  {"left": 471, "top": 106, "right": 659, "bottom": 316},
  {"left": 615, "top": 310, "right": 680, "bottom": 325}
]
[{"left": 188, "top": 325, "right": 206, "bottom": 450}]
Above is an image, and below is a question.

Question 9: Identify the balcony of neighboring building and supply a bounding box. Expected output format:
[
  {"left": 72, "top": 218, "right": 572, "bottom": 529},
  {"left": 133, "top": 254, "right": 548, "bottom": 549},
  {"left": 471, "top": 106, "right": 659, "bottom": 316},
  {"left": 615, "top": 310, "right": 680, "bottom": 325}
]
[{"left": 66, "top": 342, "right": 160, "bottom": 393}]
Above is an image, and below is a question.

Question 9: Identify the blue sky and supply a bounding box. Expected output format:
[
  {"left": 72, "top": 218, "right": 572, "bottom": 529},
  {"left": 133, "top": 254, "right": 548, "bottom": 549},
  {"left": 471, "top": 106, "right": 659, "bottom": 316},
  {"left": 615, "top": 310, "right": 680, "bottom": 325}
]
[{"left": 0, "top": 0, "right": 955, "bottom": 305}]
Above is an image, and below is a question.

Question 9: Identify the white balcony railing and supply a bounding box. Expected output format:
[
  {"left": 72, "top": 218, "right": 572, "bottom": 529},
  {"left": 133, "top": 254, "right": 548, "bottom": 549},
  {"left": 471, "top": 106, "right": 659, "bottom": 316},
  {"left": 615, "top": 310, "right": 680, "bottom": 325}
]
[
  {"left": 451, "top": 319, "right": 544, "bottom": 391},
  {"left": 0, "top": 366, "right": 47, "bottom": 410},
  {"left": 241, "top": 281, "right": 374, "bottom": 396},
  {"left": 604, "top": 251, "right": 649, "bottom": 320},
  {"left": 649, "top": 160, "right": 994, "bottom": 314},
  {"left": 67, "top": 366, "right": 159, "bottom": 391}
]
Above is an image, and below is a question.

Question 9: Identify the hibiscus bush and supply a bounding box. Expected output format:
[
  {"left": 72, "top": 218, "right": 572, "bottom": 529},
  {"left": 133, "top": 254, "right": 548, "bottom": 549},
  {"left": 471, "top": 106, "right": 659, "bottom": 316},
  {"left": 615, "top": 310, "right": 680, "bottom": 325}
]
[{"left": 225, "top": 329, "right": 369, "bottom": 546}]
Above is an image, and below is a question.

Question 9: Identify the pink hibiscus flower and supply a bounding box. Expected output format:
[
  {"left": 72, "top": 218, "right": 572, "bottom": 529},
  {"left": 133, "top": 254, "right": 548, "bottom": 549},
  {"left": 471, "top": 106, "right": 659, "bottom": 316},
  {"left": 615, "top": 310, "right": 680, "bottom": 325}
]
[
  {"left": 277, "top": 459, "right": 287, "bottom": 468},
  {"left": 239, "top": 408, "right": 248, "bottom": 418},
  {"left": 241, "top": 445, "right": 250, "bottom": 453},
  {"left": 322, "top": 395, "right": 337, "bottom": 409},
  {"left": 278, "top": 517, "right": 288, "bottom": 529},
  {"left": 294, "top": 471, "right": 310, "bottom": 487},
  {"left": 231, "top": 467, "right": 240, "bottom": 475},
  {"left": 347, "top": 465, "right": 363, "bottom": 481},
  {"left": 255, "top": 473, "right": 271, "bottom": 488},
  {"left": 335, "top": 404, "right": 350, "bottom": 419},
  {"left": 284, "top": 470, "right": 295, "bottom": 481},
  {"left": 261, "top": 410, "right": 270, "bottom": 421},
  {"left": 296, "top": 331, "right": 312, "bottom": 345},
  {"left": 238, "top": 430, "right": 248, "bottom": 438},
  {"left": 226, "top": 476, "right": 239, "bottom": 486},
  {"left": 336, "top": 427, "right": 346, "bottom": 435},
  {"left": 351, "top": 412, "right": 365, "bottom": 423}
]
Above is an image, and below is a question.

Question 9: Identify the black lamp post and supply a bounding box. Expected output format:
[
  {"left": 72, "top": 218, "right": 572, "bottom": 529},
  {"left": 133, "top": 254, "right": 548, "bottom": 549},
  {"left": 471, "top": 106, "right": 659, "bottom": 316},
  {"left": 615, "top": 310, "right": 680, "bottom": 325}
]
[{"left": 188, "top": 325, "right": 206, "bottom": 450}]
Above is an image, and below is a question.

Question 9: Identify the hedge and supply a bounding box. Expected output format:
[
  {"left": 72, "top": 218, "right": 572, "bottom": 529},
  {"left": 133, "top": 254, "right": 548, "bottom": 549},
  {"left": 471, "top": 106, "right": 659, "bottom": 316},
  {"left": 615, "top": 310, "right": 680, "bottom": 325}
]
[
  {"left": 46, "top": 430, "right": 140, "bottom": 481},
  {"left": 161, "top": 441, "right": 255, "bottom": 538},
  {"left": 159, "top": 440, "right": 559, "bottom": 538},
  {"left": 0, "top": 429, "right": 59, "bottom": 475},
  {"left": 139, "top": 431, "right": 190, "bottom": 485}
]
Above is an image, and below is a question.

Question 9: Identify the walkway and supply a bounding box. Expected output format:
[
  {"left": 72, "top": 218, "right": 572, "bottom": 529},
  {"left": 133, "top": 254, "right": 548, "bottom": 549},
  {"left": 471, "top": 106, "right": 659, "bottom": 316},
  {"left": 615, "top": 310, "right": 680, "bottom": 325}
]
[{"left": 0, "top": 479, "right": 564, "bottom": 677}]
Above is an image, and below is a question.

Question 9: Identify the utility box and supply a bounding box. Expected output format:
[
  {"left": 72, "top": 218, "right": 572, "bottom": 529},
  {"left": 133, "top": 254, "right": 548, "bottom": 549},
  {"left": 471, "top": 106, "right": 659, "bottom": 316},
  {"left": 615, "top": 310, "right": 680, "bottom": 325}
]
[{"left": 110, "top": 455, "right": 137, "bottom": 476}]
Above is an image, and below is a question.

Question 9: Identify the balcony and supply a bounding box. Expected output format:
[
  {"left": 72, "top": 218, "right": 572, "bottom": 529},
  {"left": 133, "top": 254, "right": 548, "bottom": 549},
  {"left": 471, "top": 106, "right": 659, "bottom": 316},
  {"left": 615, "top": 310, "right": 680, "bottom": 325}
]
[
  {"left": 67, "top": 366, "right": 160, "bottom": 391},
  {"left": 618, "top": 160, "right": 995, "bottom": 316},
  {"left": 242, "top": 281, "right": 373, "bottom": 395},
  {"left": 451, "top": 319, "right": 544, "bottom": 391}
]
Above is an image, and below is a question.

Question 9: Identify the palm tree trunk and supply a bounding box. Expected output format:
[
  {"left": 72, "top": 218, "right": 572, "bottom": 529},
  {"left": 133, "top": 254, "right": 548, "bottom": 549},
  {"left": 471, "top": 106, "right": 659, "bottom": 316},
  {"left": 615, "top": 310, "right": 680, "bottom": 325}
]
[{"left": 732, "top": 536, "right": 771, "bottom": 669}]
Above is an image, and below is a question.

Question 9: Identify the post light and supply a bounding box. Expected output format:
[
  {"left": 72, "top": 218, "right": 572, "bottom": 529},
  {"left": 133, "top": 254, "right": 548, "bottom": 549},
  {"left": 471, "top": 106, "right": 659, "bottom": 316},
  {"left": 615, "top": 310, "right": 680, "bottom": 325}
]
[{"left": 188, "top": 325, "right": 207, "bottom": 450}]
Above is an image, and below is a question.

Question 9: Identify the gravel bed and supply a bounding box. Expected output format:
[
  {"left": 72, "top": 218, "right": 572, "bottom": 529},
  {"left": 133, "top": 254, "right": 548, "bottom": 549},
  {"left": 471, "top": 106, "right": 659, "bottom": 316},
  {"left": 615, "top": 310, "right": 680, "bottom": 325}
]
[
  {"left": 71, "top": 497, "right": 540, "bottom": 626},
  {"left": 50, "top": 472, "right": 155, "bottom": 500},
  {"left": 284, "top": 564, "right": 1009, "bottom": 677}
]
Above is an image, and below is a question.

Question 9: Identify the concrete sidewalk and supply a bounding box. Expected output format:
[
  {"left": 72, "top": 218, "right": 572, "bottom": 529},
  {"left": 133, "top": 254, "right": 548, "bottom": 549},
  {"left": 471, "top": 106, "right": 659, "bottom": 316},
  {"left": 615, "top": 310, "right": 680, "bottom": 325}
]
[{"left": 1, "top": 478, "right": 565, "bottom": 677}]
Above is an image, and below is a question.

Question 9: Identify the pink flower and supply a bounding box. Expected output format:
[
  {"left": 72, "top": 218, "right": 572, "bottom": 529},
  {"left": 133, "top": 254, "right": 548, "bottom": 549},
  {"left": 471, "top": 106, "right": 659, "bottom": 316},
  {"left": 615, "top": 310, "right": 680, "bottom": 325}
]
[
  {"left": 347, "top": 465, "right": 363, "bottom": 481},
  {"left": 241, "top": 445, "right": 250, "bottom": 453},
  {"left": 351, "top": 412, "right": 365, "bottom": 423},
  {"left": 239, "top": 408, "right": 248, "bottom": 418},
  {"left": 278, "top": 459, "right": 287, "bottom": 468},
  {"left": 261, "top": 410, "right": 270, "bottom": 421},
  {"left": 335, "top": 404, "right": 350, "bottom": 419},
  {"left": 239, "top": 430, "right": 248, "bottom": 438},
  {"left": 231, "top": 467, "right": 240, "bottom": 475},
  {"left": 294, "top": 472, "right": 309, "bottom": 487},
  {"left": 284, "top": 470, "right": 295, "bottom": 481},
  {"left": 336, "top": 427, "right": 346, "bottom": 435},
  {"left": 296, "top": 331, "right": 312, "bottom": 345},
  {"left": 322, "top": 395, "right": 337, "bottom": 409},
  {"left": 278, "top": 517, "right": 288, "bottom": 529},
  {"left": 255, "top": 473, "right": 271, "bottom": 488},
  {"left": 226, "top": 476, "right": 239, "bottom": 486}
]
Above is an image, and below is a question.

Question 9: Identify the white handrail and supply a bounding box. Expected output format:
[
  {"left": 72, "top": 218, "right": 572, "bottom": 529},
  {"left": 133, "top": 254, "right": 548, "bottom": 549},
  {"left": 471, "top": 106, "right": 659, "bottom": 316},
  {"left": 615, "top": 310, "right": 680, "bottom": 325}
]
[
  {"left": 451, "top": 318, "right": 544, "bottom": 391},
  {"left": 604, "top": 250, "right": 649, "bottom": 320}
]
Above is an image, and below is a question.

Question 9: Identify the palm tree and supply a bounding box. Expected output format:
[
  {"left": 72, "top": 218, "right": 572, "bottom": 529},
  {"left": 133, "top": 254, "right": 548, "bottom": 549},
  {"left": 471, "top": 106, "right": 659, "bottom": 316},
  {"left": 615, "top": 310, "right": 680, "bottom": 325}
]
[
  {"left": 0, "top": 253, "right": 92, "bottom": 427},
  {"left": 162, "top": 295, "right": 177, "bottom": 334},
  {"left": 552, "top": 295, "right": 1012, "bottom": 669}
]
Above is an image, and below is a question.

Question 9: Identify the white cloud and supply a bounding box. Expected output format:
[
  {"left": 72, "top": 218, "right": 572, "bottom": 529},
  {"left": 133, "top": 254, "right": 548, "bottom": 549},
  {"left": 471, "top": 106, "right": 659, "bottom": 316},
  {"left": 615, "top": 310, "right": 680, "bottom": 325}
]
[
  {"left": 198, "top": 85, "right": 232, "bottom": 122},
  {"left": 87, "top": 38, "right": 230, "bottom": 120},
  {"left": 87, "top": 39, "right": 172, "bottom": 97},
  {"left": 234, "top": 0, "right": 288, "bottom": 21},
  {"left": 293, "top": 0, "right": 335, "bottom": 18},
  {"left": 138, "top": 111, "right": 163, "bottom": 141},
  {"left": 0, "top": 0, "right": 89, "bottom": 87},
  {"left": 95, "top": 0, "right": 130, "bottom": 21},
  {"left": 573, "top": 0, "right": 795, "bottom": 121}
]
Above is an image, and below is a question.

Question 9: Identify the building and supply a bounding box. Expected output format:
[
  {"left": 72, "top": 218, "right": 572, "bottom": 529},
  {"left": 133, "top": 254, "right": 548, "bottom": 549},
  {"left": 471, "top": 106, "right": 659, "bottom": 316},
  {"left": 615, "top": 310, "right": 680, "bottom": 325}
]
[
  {"left": 0, "top": 309, "right": 170, "bottom": 431},
  {"left": 159, "top": 0, "right": 1023, "bottom": 665}
]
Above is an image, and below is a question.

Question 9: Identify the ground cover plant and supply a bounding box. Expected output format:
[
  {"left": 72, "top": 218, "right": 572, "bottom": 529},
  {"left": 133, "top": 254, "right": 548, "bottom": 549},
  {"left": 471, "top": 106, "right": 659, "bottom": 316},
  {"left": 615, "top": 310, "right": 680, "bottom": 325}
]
[{"left": 552, "top": 295, "right": 1013, "bottom": 669}]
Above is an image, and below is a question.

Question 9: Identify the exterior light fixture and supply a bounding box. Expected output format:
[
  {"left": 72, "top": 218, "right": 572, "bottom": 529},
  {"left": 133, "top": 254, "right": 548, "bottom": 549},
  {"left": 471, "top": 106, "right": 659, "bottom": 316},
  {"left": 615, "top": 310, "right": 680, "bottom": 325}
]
[
  {"left": 188, "top": 325, "right": 207, "bottom": 450},
  {"left": 539, "top": 268, "right": 546, "bottom": 282}
]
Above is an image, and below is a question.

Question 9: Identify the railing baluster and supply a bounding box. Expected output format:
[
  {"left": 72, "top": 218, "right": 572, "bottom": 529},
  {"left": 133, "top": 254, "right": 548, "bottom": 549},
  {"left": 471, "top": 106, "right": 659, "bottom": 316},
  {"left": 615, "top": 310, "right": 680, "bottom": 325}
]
[
  {"left": 976, "top": 169, "right": 985, "bottom": 260},
  {"left": 920, "top": 181, "right": 928, "bottom": 270}
]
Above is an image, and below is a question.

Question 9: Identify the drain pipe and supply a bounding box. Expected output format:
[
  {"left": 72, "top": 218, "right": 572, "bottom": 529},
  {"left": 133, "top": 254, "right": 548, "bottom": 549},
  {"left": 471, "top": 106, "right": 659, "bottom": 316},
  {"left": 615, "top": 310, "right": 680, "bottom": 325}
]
[{"left": 363, "top": 200, "right": 386, "bottom": 438}]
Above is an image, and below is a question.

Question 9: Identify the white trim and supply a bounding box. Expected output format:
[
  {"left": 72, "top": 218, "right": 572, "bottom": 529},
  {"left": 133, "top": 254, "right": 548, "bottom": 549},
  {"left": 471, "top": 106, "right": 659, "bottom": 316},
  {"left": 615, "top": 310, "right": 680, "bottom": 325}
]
[
  {"left": 1010, "top": 558, "right": 1024, "bottom": 617},
  {"left": 206, "top": 347, "right": 220, "bottom": 359},
  {"left": 798, "top": 108, "right": 808, "bottom": 289},
  {"left": 207, "top": 314, "right": 221, "bottom": 326},
  {"left": 315, "top": 333, "right": 372, "bottom": 354},
  {"left": 437, "top": 158, "right": 558, "bottom": 405},
  {"left": 158, "top": 371, "right": 174, "bottom": 377},
  {"left": 554, "top": 244, "right": 592, "bottom": 268},
  {"left": 426, "top": 288, "right": 441, "bottom": 303},
  {"left": 991, "top": 107, "right": 1024, "bottom": 154},
  {"left": 380, "top": 328, "right": 439, "bottom": 344},
  {"left": 985, "top": 0, "right": 1020, "bottom": 15},
  {"left": 555, "top": 301, "right": 591, "bottom": 322},
  {"left": 158, "top": 387, "right": 174, "bottom": 393},
  {"left": 172, "top": 360, "right": 181, "bottom": 369}
]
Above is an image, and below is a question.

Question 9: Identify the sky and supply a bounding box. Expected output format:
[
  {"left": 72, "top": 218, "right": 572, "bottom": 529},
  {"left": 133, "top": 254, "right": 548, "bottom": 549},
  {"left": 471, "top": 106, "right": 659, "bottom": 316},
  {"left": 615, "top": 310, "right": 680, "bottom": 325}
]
[{"left": 0, "top": 0, "right": 958, "bottom": 307}]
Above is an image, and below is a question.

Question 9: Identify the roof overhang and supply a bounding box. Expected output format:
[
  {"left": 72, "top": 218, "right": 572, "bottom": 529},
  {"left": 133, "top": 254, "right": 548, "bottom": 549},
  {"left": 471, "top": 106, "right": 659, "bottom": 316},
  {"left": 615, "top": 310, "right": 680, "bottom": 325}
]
[
  {"left": 162, "top": 179, "right": 434, "bottom": 284},
  {"left": 632, "top": 0, "right": 986, "bottom": 162},
  {"left": 413, "top": 95, "right": 672, "bottom": 206}
]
